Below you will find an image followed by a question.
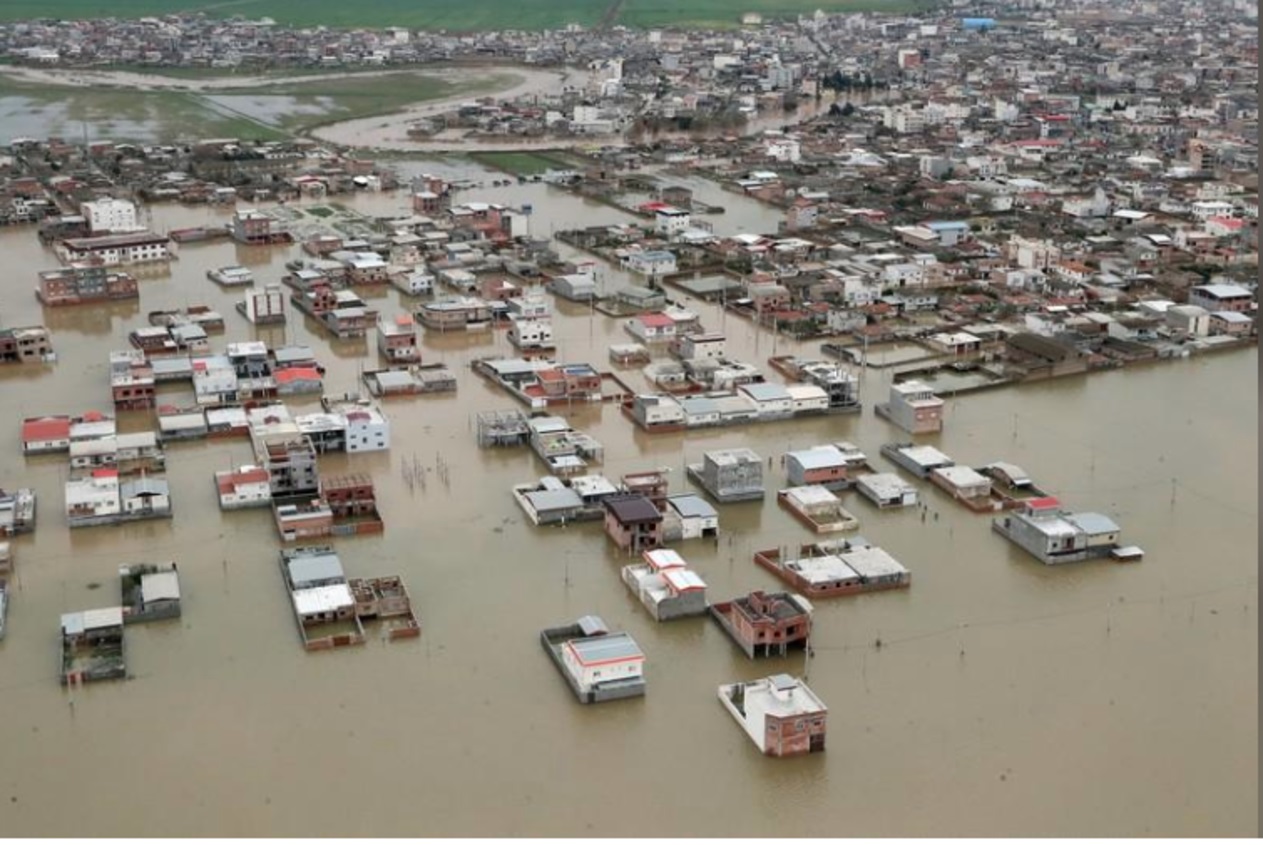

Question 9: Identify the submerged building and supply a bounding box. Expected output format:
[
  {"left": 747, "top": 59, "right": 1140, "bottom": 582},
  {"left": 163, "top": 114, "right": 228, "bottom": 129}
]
[
  {"left": 992, "top": 499, "right": 1139, "bottom": 564},
  {"left": 718, "top": 674, "right": 827, "bottom": 757}
]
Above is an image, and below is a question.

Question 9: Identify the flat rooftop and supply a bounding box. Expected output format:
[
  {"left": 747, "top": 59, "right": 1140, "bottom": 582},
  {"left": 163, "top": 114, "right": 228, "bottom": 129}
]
[
  {"left": 859, "top": 473, "right": 916, "bottom": 497},
  {"left": 740, "top": 674, "right": 827, "bottom": 718},
  {"left": 897, "top": 445, "right": 953, "bottom": 467},
  {"left": 785, "top": 554, "right": 860, "bottom": 585},
  {"left": 567, "top": 632, "right": 645, "bottom": 666}
]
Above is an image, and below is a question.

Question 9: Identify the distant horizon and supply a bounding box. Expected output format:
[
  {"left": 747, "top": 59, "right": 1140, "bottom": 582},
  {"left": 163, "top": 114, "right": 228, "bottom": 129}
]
[{"left": 0, "top": 0, "right": 941, "bottom": 32}]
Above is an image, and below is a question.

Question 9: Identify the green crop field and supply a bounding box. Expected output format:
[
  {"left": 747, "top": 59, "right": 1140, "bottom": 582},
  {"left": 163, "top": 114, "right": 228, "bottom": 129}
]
[
  {"left": 4, "top": 0, "right": 934, "bottom": 29},
  {"left": 470, "top": 150, "right": 576, "bottom": 175}
]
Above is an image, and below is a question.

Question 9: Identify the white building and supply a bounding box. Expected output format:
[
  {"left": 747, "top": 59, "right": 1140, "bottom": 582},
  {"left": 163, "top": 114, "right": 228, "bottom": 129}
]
[
  {"left": 879, "top": 380, "right": 944, "bottom": 434},
  {"left": 623, "top": 250, "right": 678, "bottom": 277},
  {"left": 717, "top": 674, "right": 828, "bottom": 757},
  {"left": 665, "top": 493, "right": 719, "bottom": 539},
  {"left": 214, "top": 465, "right": 272, "bottom": 510},
  {"left": 674, "top": 332, "right": 726, "bottom": 360},
  {"left": 508, "top": 316, "right": 555, "bottom": 351},
  {"left": 240, "top": 284, "right": 286, "bottom": 324},
  {"left": 560, "top": 630, "right": 645, "bottom": 691},
  {"left": 65, "top": 470, "right": 122, "bottom": 524},
  {"left": 342, "top": 405, "right": 390, "bottom": 453},
  {"left": 655, "top": 207, "right": 692, "bottom": 236},
  {"left": 620, "top": 549, "right": 708, "bottom": 621},
  {"left": 1165, "top": 304, "right": 1211, "bottom": 336},
  {"left": 81, "top": 198, "right": 139, "bottom": 234},
  {"left": 855, "top": 473, "right": 919, "bottom": 509},
  {"left": 766, "top": 138, "right": 802, "bottom": 163}
]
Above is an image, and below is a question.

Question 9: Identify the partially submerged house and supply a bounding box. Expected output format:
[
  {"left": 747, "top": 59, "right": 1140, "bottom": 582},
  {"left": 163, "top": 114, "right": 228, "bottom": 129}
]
[
  {"left": 0, "top": 488, "right": 37, "bottom": 536},
  {"left": 603, "top": 493, "right": 665, "bottom": 553},
  {"left": 874, "top": 380, "right": 945, "bottom": 434},
  {"left": 214, "top": 465, "right": 272, "bottom": 510},
  {"left": 880, "top": 443, "right": 954, "bottom": 478},
  {"left": 930, "top": 464, "right": 998, "bottom": 511},
  {"left": 709, "top": 590, "right": 813, "bottom": 659},
  {"left": 854, "top": 472, "right": 919, "bottom": 509},
  {"left": 686, "top": 448, "right": 765, "bottom": 503},
  {"left": 976, "top": 462, "right": 1052, "bottom": 509},
  {"left": 540, "top": 615, "right": 646, "bottom": 704},
  {"left": 663, "top": 493, "right": 720, "bottom": 541},
  {"left": 784, "top": 442, "right": 873, "bottom": 490},
  {"left": 280, "top": 547, "right": 364, "bottom": 650},
  {"left": 119, "top": 563, "right": 181, "bottom": 623},
  {"left": 513, "top": 474, "right": 620, "bottom": 526},
  {"left": 992, "top": 499, "right": 1140, "bottom": 564},
  {"left": 777, "top": 486, "right": 859, "bottom": 533},
  {"left": 718, "top": 674, "right": 827, "bottom": 757},
  {"left": 65, "top": 469, "right": 172, "bottom": 527},
  {"left": 754, "top": 538, "right": 911, "bottom": 598},
  {"left": 620, "top": 549, "right": 708, "bottom": 621},
  {"left": 60, "top": 607, "right": 126, "bottom": 685},
  {"left": 279, "top": 547, "right": 419, "bottom": 649}
]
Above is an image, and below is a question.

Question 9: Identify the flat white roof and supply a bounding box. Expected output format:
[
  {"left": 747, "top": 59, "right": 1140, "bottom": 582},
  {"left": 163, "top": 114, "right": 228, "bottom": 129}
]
[
  {"left": 899, "top": 445, "right": 954, "bottom": 467},
  {"left": 644, "top": 549, "right": 687, "bottom": 571},
  {"left": 737, "top": 675, "right": 827, "bottom": 718},
  {"left": 788, "top": 446, "right": 846, "bottom": 473},
  {"left": 662, "top": 568, "right": 707, "bottom": 592},
  {"left": 786, "top": 554, "right": 860, "bottom": 584},
  {"left": 933, "top": 465, "right": 989, "bottom": 487},
  {"left": 292, "top": 583, "right": 355, "bottom": 616},
  {"left": 783, "top": 485, "right": 840, "bottom": 507},
  {"left": 859, "top": 473, "right": 917, "bottom": 497},
  {"left": 841, "top": 546, "right": 909, "bottom": 579},
  {"left": 141, "top": 570, "right": 181, "bottom": 603}
]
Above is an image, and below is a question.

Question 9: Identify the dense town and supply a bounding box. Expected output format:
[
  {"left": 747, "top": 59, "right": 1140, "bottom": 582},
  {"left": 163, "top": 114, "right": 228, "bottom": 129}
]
[{"left": 0, "top": 0, "right": 1257, "bottom": 832}]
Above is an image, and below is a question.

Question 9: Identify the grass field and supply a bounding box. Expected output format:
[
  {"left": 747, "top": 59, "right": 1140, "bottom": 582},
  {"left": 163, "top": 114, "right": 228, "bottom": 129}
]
[
  {"left": 470, "top": 150, "right": 576, "bottom": 175},
  {"left": 0, "top": 68, "right": 512, "bottom": 142},
  {"left": 5, "top": 0, "right": 934, "bottom": 29}
]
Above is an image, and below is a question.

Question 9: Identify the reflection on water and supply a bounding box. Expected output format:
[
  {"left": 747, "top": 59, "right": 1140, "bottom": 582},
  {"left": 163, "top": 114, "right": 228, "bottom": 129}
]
[{"left": 0, "top": 173, "right": 1255, "bottom": 837}]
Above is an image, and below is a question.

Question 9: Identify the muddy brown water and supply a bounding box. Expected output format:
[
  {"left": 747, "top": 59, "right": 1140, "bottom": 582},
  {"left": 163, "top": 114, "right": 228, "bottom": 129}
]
[{"left": 0, "top": 174, "right": 1255, "bottom": 836}]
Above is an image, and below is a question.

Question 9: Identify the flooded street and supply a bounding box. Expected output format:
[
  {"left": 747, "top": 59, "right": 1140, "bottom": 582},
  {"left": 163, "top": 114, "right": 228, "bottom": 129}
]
[{"left": 0, "top": 165, "right": 1255, "bottom": 836}]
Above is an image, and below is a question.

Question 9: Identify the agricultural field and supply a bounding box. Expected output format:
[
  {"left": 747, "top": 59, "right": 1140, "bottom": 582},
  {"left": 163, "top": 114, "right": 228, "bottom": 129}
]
[
  {"left": 7, "top": 0, "right": 932, "bottom": 29},
  {"left": 0, "top": 68, "right": 515, "bottom": 143},
  {"left": 0, "top": 77, "right": 288, "bottom": 142},
  {"left": 470, "top": 150, "right": 579, "bottom": 176}
]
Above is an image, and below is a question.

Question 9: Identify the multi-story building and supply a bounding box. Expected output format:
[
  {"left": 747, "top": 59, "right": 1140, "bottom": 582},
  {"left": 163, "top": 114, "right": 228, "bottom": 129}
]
[
  {"left": 0, "top": 326, "right": 53, "bottom": 363},
  {"left": 55, "top": 232, "right": 170, "bottom": 266},
  {"left": 80, "top": 198, "right": 139, "bottom": 234},
  {"left": 603, "top": 493, "right": 665, "bottom": 553},
  {"left": 709, "top": 590, "right": 813, "bottom": 658},
  {"left": 376, "top": 314, "right": 421, "bottom": 363},
  {"left": 37, "top": 263, "right": 139, "bottom": 306},
  {"left": 718, "top": 674, "right": 827, "bottom": 757},
  {"left": 875, "top": 381, "right": 944, "bottom": 434}
]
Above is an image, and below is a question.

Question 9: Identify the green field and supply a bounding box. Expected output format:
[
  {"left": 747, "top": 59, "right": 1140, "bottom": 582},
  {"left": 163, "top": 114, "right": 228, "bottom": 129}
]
[
  {"left": 470, "top": 150, "right": 577, "bottom": 175},
  {"left": 4, "top": 0, "right": 935, "bottom": 29},
  {"left": 0, "top": 68, "right": 513, "bottom": 142}
]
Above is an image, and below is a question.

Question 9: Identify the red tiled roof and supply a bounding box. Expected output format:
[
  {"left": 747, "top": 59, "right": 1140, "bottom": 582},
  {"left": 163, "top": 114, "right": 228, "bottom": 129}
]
[
  {"left": 638, "top": 313, "right": 675, "bottom": 328},
  {"left": 22, "top": 416, "right": 70, "bottom": 441},
  {"left": 275, "top": 367, "right": 321, "bottom": 384}
]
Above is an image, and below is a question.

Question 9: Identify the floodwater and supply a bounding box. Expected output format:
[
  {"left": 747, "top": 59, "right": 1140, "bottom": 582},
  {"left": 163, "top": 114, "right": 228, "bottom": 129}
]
[
  {"left": 0, "top": 163, "right": 1256, "bottom": 836},
  {"left": 199, "top": 95, "right": 340, "bottom": 127}
]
